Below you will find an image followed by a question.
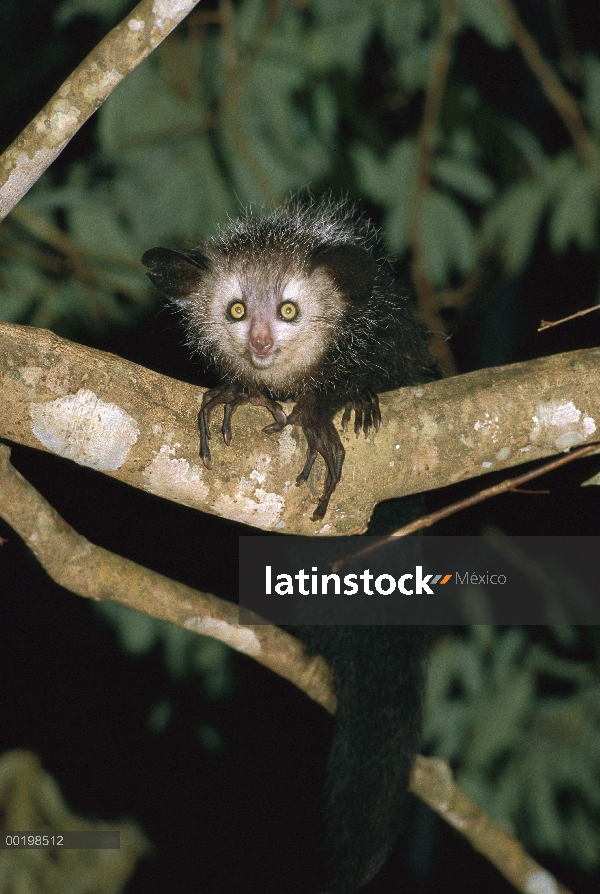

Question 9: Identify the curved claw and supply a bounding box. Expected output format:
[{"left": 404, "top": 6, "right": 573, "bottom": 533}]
[
  {"left": 199, "top": 411, "right": 212, "bottom": 469},
  {"left": 222, "top": 399, "right": 242, "bottom": 445},
  {"left": 341, "top": 403, "right": 353, "bottom": 432},
  {"left": 262, "top": 418, "right": 287, "bottom": 434},
  {"left": 353, "top": 404, "right": 364, "bottom": 437}
]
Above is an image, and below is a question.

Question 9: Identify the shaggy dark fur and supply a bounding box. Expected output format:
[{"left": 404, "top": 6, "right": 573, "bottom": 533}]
[{"left": 293, "top": 625, "right": 427, "bottom": 894}]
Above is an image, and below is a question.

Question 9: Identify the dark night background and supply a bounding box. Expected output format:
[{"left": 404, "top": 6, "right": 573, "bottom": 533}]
[{"left": 1, "top": 1, "right": 600, "bottom": 893}]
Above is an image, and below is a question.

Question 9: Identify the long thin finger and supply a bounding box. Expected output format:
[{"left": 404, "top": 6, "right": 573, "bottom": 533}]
[
  {"left": 341, "top": 402, "right": 353, "bottom": 432},
  {"left": 198, "top": 410, "right": 212, "bottom": 468},
  {"left": 353, "top": 404, "right": 363, "bottom": 437},
  {"left": 296, "top": 444, "right": 318, "bottom": 484}
]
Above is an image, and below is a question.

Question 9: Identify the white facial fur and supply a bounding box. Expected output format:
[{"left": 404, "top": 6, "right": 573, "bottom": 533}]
[{"left": 185, "top": 264, "right": 347, "bottom": 394}]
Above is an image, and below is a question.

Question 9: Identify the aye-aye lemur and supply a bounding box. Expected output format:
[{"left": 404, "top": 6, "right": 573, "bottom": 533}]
[
  {"left": 142, "top": 196, "right": 436, "bottom": 893},
  {"left": 142, "top": 195, "right": 438, "bottom": 520}
]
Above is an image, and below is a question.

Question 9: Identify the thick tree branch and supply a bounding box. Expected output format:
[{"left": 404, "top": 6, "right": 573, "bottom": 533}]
[
  {"left": 350, "top": 443, "right": 600, "bottom": 549},
  {"left": 0, "top": 443, "right": 574, "bottom": 894},
  {"left": 1, "top": 322, "right": 599, "bottom": 534},
  {"left": 0, "top": 442, "right": 335, "bottom": 714}
]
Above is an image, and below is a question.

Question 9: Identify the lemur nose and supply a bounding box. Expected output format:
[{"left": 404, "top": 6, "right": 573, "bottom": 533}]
[{"left": 250, "top": 323, "right": 273, "bottom": 355}]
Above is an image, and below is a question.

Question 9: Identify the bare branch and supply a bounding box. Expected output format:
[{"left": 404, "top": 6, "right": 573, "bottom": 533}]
[
  {"left": 1, "top": 322, "right": 600, "bottom": 534},
  {"left": 0, "top": 0, "right": 202, "bottom": 220},
  {"left": 496, "top": 0, "right": 598, "bottom": 172},
  {"left": 369, "top": 443, "right": 600, "bottom": 549},
  {"left": 0, "top": 442, "right": 335, "bottom": 714},
  {"left": 539, "top": 302, "right": 600, "bottom": 331},
  {"left": 410, "top": 756, "right": 575, "bottom": 894},
  {"left": 410, "top": 0, "right": 460, "bottom": 377},
  {"left": 220, "top": 0, "right": 280, "bottom": 203}
]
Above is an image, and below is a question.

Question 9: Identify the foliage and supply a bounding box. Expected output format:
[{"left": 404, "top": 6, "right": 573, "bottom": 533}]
[
  {"left": 424, "top": 626, "right": 600, "bottom": 869},
  {"left": 1, "top": 0, "right": 600, "bottom": 335}
]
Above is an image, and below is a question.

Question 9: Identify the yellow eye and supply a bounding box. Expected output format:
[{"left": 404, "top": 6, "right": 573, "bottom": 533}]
[
  {"left": 228, "top": 301, "right": 246, "bottom": 320},
  {"left": 279, "top": 302, "right": 298, "bottom": 321}
]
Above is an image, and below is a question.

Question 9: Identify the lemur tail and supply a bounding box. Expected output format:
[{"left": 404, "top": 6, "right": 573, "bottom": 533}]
[{"left": 296, "top": 625, "right": 427, "bottom": 894}]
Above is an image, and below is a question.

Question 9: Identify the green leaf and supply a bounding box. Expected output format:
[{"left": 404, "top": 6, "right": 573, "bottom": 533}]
[
  {"left": 433, "top": 155, "right": 496, "bottom": 203},
  {"left": 422, "top": 189, "right": 477, "bottom": 285},
  {"left": 569, "top": 807, "right": 600, "bottom": 868},
  {"left": 197, "top": 723, "right": 224, "bottom": 752},
  {"left": 234, "top": 0, "right": 270, "bottom": 48},
  {"left": 448, "top": 127, "right": 481, "bottom": 160},
  {"left": 113, "top": 139, "right": 233, "bottom": 245},
  {"left": 215, "top": 38, "right": 332, "bottom": 200},
  {"left": 312, "top": 82, "right": 339, "bottom": 143},
  {"left": 527, "top": 765, "right": 564, "bottom": 850},
  {"left": 491, "top": 626, "right": 526, "bottom": 683},
  {"left": 583, "top": 52, "right": 600, "bottom": 135},
  {"left": 377, "top": 0, "right": 429, "bottom": 52},
  {"left": 98, "top": 61, "right": 210, "bottom": 158},
  {"left": 482, "top": 177, "right": 552, "bottom": 274},
  {"left": 467, "top": 671, "right": 533, "bottom": 768},
  {"left": 350, "top": 145, "right": 389, "bottom": 204},
  {"left": 0, "top": 260, "right": 46, "bottom": 321},
  {"left": 68, "top": 198, "right": 138, "bottom": 257},
  {"left": 305, "top": 8, "right": 374, "bottom": 75},
  {"left": 99, "top": 602, "right": 159, "bottom": 655},
  {"left": 353, "top": 138, "right": 418, "bottom": 254},
  {"left": 460, "top": 0, "right": 512, "bottom": 49},
  {"left": 549, "top": 164, "right": 598, "bottom": 253},
  {"left": 396, "top": 40, "right": 434, "bottom": 90},
  {"left": 352, "top": 137, "right": 416, "bottom": 209},
  {"left": 54, "top": 0, "right": 129, "bottom": 26}
]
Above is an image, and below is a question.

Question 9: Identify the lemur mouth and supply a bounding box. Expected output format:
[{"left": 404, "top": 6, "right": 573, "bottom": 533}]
[{"left": 249, "top": 347, "right": 275, "bottom": 367}]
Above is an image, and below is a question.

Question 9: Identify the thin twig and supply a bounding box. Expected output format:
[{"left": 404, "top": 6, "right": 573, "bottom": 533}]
[
  {"left": 539, "top": 302, "right": 600, "bottom": 331},
  {"left": 220, "top": 0, "right": 279, "bottom": 203},
  {"left": 240, "top": 0, "right": 285, "bottom": 74},
  {"left": 8, "top": 204, "right": 143, "bottom": 271},
  {"left": 545, "top": 0, "right": 581, "bottom": 82},
  {"left": 495, "top": 0, "right": 597, "bottom": 170},
  {"left": 410, "top": 0, "right": 460, "bottom": 376}
]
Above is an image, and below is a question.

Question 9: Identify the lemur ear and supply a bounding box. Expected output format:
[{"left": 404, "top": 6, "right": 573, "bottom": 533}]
[
  {"left": 309, "top": 244, "right": 376, "bottom": 302},
  {"left": 141, "top": 247, "right": 212, "bottom": 308}
]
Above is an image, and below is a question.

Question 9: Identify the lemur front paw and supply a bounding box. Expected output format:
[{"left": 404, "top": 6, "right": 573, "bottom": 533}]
[
  {"left": 340, "top": 390, "right": 381, "bottom": 437},
  {"left": 198, "top": 385, "right": 286, "bottom": 467}
]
